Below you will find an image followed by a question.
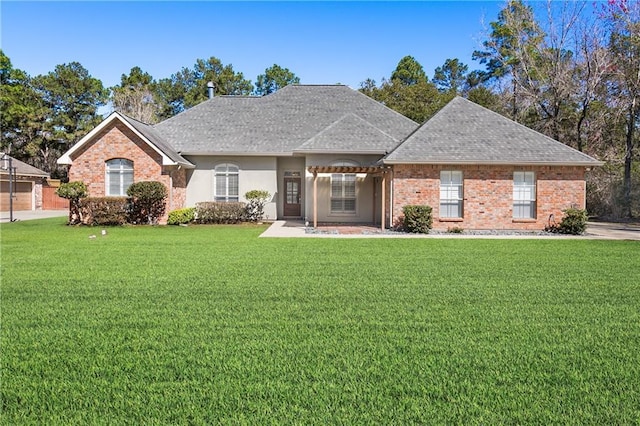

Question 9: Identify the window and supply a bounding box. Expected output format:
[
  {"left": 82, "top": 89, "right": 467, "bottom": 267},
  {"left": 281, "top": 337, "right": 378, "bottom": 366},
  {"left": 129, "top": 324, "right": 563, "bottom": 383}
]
[
  {"left": 513, "top": 171, "right": 536, "bottom": 219},
  {"left": 106, "top": 159, "right": 133, "bottom": 196},
  {"left": 330, "top": 160, "right": 357, "bottom": 214},
  {"left": 214, "top": 163, "right": 239, "bottom": 202},
  {"left": 331, "top": 173, "right": 356, "bottom": 213},
  {"left": 440, "top": 171, "right": 463, "bottom": 218}
]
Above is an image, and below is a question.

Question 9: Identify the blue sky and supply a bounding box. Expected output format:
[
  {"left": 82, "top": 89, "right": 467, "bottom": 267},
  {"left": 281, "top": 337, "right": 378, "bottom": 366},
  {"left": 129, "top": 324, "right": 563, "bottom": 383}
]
[{"left": 2, "top": 1, "right": 504, "bottom": 90}]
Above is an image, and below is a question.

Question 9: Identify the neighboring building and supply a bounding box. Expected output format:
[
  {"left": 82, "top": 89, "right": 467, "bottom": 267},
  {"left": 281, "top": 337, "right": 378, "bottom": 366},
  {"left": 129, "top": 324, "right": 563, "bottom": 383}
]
[
  {"left": 57, "top": 85, "right": 602, "bottom": 229},
  {"left": 1, "top": 154, "right": 49, "bottom": 212}
]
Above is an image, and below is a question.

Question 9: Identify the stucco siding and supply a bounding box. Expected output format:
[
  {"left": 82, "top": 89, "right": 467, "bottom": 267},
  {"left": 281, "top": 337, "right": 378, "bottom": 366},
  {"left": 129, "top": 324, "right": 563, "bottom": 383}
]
[{"left": 184, "top": 156, "right": 278, "bottom": 219}]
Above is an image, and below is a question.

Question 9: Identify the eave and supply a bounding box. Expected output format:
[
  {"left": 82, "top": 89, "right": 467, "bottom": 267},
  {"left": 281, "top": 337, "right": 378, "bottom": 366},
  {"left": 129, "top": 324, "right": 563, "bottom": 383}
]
[{"left": 382, "top": 159, "right": 605, "bottom": 167}]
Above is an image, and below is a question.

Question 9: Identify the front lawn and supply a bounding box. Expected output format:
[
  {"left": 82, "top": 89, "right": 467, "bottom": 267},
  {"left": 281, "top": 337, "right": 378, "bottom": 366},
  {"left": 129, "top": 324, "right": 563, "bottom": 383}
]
[{"left": 1, "top": 218, "right": 639, "bottom": 424}]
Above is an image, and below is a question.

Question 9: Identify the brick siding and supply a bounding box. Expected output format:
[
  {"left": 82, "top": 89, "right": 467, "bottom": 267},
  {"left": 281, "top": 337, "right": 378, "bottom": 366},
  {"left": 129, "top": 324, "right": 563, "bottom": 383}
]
[
  {"left": 67, "top": 120, "right": 187, "bottom": 222},
  {"left": 392, "top": 164, "right": 586, "bottom": 230}
]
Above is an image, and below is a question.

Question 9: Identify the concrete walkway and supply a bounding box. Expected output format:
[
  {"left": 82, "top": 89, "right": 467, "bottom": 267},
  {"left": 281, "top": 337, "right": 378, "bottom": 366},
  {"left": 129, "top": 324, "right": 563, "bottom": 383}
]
[{"left": 260, "top": 220, "right": 640, "bottom": 240}]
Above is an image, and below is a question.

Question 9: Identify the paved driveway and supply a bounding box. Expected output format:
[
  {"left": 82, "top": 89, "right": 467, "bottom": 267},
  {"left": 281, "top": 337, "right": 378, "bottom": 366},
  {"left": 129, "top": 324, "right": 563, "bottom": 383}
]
[
  {"left": 584, "top": 221, "right": 640, "bottom": 240},
  {"left": 0, "top": 210, "right": 67, "bottom": 223}
]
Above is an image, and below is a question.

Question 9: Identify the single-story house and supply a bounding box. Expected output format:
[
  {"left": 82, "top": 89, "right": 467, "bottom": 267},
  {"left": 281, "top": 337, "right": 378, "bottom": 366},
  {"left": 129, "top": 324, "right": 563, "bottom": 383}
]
[
  {"left": 57, "top": 85, "right": 602, "bottom": 230},
  {"left": 1, "top": 154, "right": 49, "bottom": 212}
]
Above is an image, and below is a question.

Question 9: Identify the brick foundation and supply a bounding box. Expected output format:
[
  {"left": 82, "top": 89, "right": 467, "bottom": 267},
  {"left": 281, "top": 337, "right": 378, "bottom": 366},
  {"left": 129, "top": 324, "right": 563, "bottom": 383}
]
[{"left": 392, "top": 164, "right": 586, "bottom": 230}]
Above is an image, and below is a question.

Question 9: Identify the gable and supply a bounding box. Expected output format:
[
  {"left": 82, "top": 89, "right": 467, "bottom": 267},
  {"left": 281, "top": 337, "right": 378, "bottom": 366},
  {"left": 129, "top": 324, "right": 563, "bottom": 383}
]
[
  {"left": 58, "top": 112, "right": 193, "bottom": 168},
  {"left": 294, "top": 113, "right": 399, "bottom": 154}
]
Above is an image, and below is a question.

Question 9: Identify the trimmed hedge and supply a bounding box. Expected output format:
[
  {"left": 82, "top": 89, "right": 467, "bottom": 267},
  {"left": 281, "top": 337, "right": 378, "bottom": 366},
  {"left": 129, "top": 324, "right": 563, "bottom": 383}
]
[
  {"left": 127, "top": 181, "right": 168, "bottom": 225},
  {"left": 167, "top": 207, "right": 196, "bottom": 225},
  {"left": 195, "top": 202, "right": 247, "bottom": 224},
  {"left": 80, "top": 197, "right": 129, "bottom": 226},
  {"left": 402, "top": 205, "right": 433, "bottom": 234}
]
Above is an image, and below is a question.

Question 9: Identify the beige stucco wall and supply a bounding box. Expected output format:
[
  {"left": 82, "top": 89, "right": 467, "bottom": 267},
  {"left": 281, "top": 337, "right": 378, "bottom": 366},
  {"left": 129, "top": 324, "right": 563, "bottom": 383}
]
[
  {"left": 184, "top": 156, "right": 279, "bottom": 220},
  {"left": 304, "top": 154, "right": 384, "bottom": 224}
]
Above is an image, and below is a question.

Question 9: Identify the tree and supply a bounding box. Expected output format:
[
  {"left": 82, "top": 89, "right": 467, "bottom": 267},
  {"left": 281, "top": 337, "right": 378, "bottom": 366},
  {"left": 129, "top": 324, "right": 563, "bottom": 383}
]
[
  {"left": 391, "top": 55, "right": 428, "bottom": 86},
  {"left": 472, "top": 0, "right": 544, "bottom": 119},
  {"left": 433, "top": 58, "right": 469, "bottom": 94},
  {"left": 360, "top": 56, "right": 451, "bottom": 123},
  {"left": 156, "top": 57, "right": 252, "bottom": 119},
  {"left": 254, "top": 64, "right": 300, "bottom": 96},
  {"left": 111, "top": 67, "right": 161, "bottom": 123},
  {"left": 32, "top": 62, "right": 108, "bottom": 176},
  {"left": 602, "top": 0, "right": 640, "bottom": 217},
  {"left": 0, "top": 51, "right": 47, "bottom": 161}
]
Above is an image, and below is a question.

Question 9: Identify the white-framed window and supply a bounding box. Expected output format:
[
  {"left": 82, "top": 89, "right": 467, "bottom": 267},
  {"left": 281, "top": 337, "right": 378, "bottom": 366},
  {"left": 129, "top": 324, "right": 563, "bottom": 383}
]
[
  {"left": 330, "top": 160, "right": 357, "bottom": 214},
  {"left": 440, "top": 170, "right": 463, "bottom": 218},
  {"left": 331, "top": 173, "right": 356, "bottom": 213},
  {"left": 513, "top": 171, "right": 536, "bottom": 219},
  {"left": 214, "top": 163, "right": 239, "bottom": 202},
  {"left": 105, "top": 159, "right": 133, "bottom": 196}
]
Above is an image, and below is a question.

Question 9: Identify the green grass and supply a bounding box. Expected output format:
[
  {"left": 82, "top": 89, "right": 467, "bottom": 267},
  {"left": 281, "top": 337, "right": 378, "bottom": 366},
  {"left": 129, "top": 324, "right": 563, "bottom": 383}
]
[{"left": 1, "top": 218, "right": 639, "bottom": 424}]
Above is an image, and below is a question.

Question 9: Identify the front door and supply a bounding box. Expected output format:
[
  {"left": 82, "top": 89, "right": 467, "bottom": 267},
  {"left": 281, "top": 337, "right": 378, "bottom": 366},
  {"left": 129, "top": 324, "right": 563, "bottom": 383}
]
[{"left": 284, "top": 177, "right": 301, "bottom": 217}]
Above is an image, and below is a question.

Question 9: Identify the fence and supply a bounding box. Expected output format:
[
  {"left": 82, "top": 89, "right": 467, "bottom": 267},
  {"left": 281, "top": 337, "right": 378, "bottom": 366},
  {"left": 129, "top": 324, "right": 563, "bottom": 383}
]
[{"left": 42, "top": 185, "right": 69, "bottom": 210}]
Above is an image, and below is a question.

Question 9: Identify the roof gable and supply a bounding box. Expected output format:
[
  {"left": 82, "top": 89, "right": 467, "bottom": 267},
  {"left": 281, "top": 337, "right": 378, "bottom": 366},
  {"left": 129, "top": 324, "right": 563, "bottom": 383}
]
[
  {"left": 294, "top": 113, "right": 399, "bottom": 154},
  {"left": 58, "top": 112, "right": 193, "bottom": 167},
  {"left": 384, "top": 97, "right": 602, "bottom": 166}
]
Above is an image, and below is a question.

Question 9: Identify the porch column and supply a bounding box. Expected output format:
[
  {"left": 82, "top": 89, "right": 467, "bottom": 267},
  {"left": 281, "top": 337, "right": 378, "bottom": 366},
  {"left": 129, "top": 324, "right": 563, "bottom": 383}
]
[
  {"left": 313, "top": 171, "right": 318, "bottom": 228},
  {"left": 381, "top": 172, "right": 386, "bottom": 231}
]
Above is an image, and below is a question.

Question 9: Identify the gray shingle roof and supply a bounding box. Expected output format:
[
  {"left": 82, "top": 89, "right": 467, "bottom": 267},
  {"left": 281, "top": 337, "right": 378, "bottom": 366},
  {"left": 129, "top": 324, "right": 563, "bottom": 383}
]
[
  {"left": 0, "top": 153, "right": 49, "bottom": 177},
  {"left": 384, "top": 97, "right": 602, "bottom": 166},
  {"left": 294, "top": 113, "right": 399, "bottom": 154},
  {"left": 117, "top": 114, "right": 192, "bottom": 166},
  {"left": 154, "top": 85, "right": 418, "bottom": 154}
]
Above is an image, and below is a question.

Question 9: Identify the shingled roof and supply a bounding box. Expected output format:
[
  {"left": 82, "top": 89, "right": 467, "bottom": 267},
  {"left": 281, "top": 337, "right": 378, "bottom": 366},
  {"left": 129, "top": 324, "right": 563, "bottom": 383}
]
[
  {"left": 117, "top": 114, "right": 192, "bottom": 167},
  {"left": 154, "top": 85, "right": 417, "bottom": 155},
  {"left": 0, "top": 154, "right": 49, "bottom": 177},
  {"left": 384, "top": 97, "right": 602, "bottom": 166}
]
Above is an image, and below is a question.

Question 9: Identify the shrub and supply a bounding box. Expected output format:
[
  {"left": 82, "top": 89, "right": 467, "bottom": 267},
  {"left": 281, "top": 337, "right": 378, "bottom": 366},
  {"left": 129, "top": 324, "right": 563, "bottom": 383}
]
[
  {"left": 167, "top": 207, "right": 195, "bottom": 225},
  {"left": 245, "top": 190, "right": 271, "bottom": 222},
  {"left": 127, "top": 181, "right": 168, "bottom": 225},
  {"left": 447, "top": 226, "right": 464, "bottom": 234},
  {"left": 558, "top": 208, "right": 588, "bottom": 235},
  {"left": 80, "top": 197, "right": 129, "bottom": 226},
  {"left": 195, "top": 202, "right": 246, "bottom": 224},
  {"left": 56, "top": 181, "right": 88, "bottom": 225},
  {"left": 402, "top": 205, "right": 433, "bottom": 234}
]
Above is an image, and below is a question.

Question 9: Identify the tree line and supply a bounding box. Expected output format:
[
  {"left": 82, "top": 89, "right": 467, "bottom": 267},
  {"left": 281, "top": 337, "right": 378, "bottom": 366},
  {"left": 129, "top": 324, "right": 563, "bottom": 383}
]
[{"left": 0, "top": 0, "right": 637, "bottom": 218}]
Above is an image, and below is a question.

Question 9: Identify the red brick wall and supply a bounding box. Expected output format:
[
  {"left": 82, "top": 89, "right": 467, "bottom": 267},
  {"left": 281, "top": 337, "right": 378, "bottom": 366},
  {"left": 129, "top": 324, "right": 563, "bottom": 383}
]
[
  {"left": 392, "top": 164, "right": 586, "bottom": 230},
  {"left": 68, "top": 120, "right": 187, "bottom": 222}
]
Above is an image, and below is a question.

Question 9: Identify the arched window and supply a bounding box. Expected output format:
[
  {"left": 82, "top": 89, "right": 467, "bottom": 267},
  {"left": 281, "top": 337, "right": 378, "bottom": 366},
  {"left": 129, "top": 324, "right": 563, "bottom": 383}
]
[
  {"left": 214, "top": 163, "right": 239, "bottom": 202},
  {"left": 105, "top": 159, "right": 133, "bottom": 196},
  {"left": 330, "top": 160, "right": 358, "bottom": 214}
]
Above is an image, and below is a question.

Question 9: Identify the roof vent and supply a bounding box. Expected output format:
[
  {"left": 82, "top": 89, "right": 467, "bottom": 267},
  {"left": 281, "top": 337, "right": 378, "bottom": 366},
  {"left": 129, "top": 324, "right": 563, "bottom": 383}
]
[{"left": 207, "top": 81, "right": 215, "bottom": 99}]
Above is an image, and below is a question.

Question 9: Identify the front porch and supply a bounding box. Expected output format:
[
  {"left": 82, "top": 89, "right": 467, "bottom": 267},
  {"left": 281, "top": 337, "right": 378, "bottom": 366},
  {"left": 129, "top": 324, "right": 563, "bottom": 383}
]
[{"left": 307, "top": 165, "right": 391, "bottom": 231}]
